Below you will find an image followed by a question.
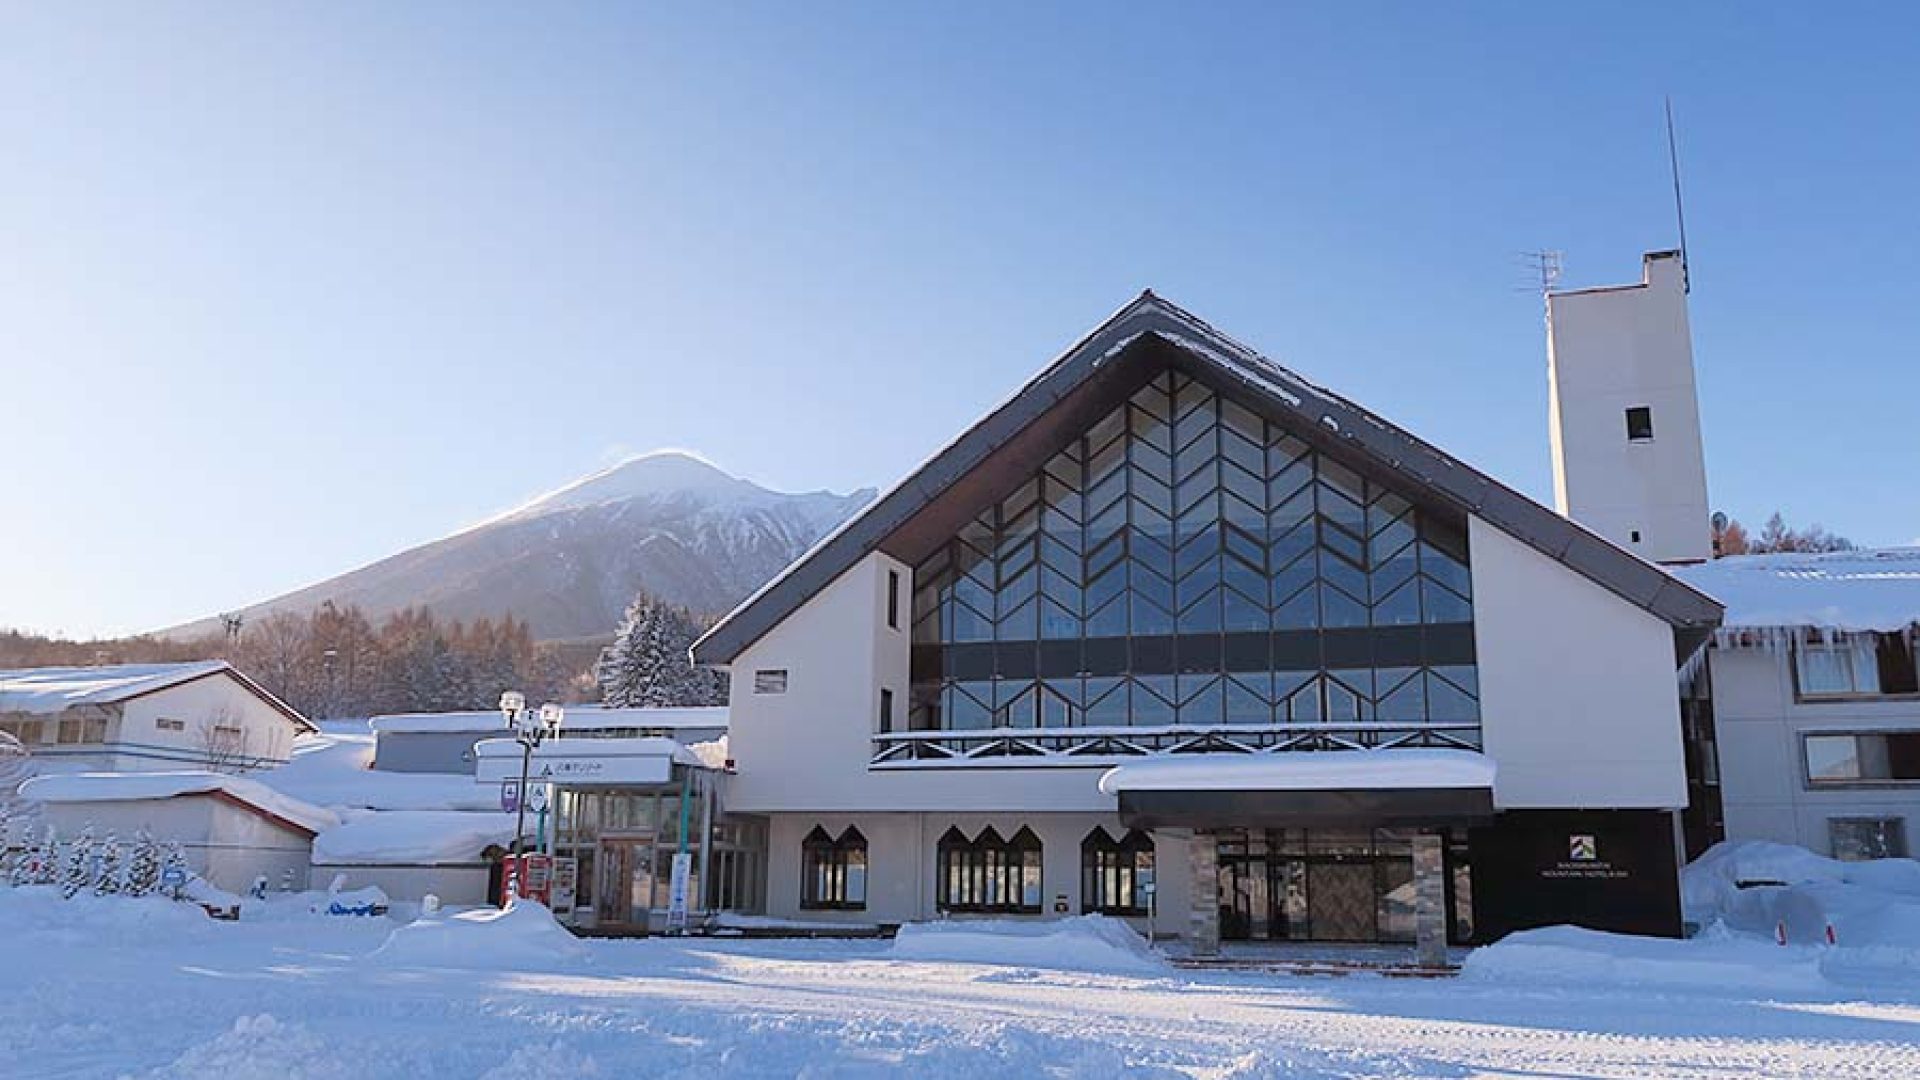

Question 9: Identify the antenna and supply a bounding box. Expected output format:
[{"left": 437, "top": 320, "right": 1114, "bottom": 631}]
[
  {"left": 1666, "top": 96, "right": 1691, "bottom": 293},
  {"left": 1519, "top": 250, "right": 1563, "bottom": 295}
]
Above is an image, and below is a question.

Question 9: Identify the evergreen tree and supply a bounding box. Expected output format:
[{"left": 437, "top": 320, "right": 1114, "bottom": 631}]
[
  {"left": 125, "top": 827, "right": 160, "bottom": 898},
  {"left": 29, "top": 824, "right": 58, "bottom": 886},
  {"left": 93, "top": 832, "right": 123, "bottom": 896},
  {"left": 162, "top": 841, "right": 189, "bottom": 901},
  {"left": 61, "top": 823, "right": 96, "bottom": 899},
  {"left": 597, "top": 593, "right": 726, "bottom": 707}
]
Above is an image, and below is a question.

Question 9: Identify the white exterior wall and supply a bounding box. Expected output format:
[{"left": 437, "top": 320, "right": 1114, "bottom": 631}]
[
  {"left": 37, "top": 795, "right": 312, "bottom": 894},
  {"left": 762, "top": 810, "right": 1191, "bottom": 935},
  {"left": 1547, "top": 251, "right": 1711, "bottom": 565},
  {"left": 307, "top": 865, "right": 492, "bottom": 906},
  {"left": 726, "top": 552, "right": 1120, "bottom": 814},
  {"left": 120, "top": 673, "right": 300, "bottom": 769},
  {"left": 1469, "top": 516, "right": 1688, "bottom": 809},
  {"left": 1709, "top": 645, "right": 1920, "bottom": 855}
]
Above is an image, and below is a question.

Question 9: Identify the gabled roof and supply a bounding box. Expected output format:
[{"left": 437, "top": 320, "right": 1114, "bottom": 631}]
[
  {"left": 19, "top": 770, "right": 340, "bottom": 837},
  {"left": 693, "top": 293, "right": 1723, "bottom": 666},
  {"left": 0, "top": 661, "right": 316, "bottom": 733}
]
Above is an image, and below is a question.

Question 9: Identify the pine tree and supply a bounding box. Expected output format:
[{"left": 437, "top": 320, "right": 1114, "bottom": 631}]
[
  {"left": 29, "top": 824, "right": 58, "bottom": 886},
  {"left": 125, "top": 827, "right": 160, "bottom": 898},
  {"left": 162, "top": 841, "right": 189, "bottom": 901},
  {"left": 597, "top": 593, "right": 726, "bottom": 707},
  {"left": 93, "top": 832, "right": 123, "bottom": 896},
  {"left": 61, "top": 823, "right": 96, "bottom": 899}
]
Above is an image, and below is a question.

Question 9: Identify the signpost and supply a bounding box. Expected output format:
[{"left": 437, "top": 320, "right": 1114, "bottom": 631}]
[
  {"left": 666, "top": 852, "right": 692, "bottom": 933},
  {"left": 529, "top": 783, "right": 550, "bottom": 850},
  {"left": 551, "top": 856, "right": 578, "bottom": 916}
]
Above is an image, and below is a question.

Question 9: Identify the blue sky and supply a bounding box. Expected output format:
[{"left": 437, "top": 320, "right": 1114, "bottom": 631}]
[{"left": 5, "top": 4, "right": 1917, "bottom": 637}]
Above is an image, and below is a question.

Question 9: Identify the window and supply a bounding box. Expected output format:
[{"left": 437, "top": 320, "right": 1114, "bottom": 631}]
[
  {"left": 887, "top": 570, "right": 901, "bottom": 630},
  {"left": 18, "top": 720, "right": 44, "bottom": 745},
  {"left": 1805, "top": 731, "right": 1920, "bottom": 785},
  {"left": 1081, "top": 828, "right": 1155, "bottom": 915},
  {"left": 83, "top": 717, "right": 108, "bottom": 743},
  {"left": 905, "top": 370, "right": 1479, "bottom": 737},
  {"left": 878, "top": 688, "right": 894, "bottom": 734},
  {"left": 1830, "top": 817, "right": 1907, "bottom": 861},
  {"left": 753, "top": 669, "right": 789, "bottom": 695},
  {"left": 56, "top": 718, "right": 83, "bottom": 744},
  {"left": 1625, "top": 406, "right": 1654, "bottom": 442},
  {"left": 1797, "top": 633, "right": 1918, "bottom": 698},
  {"left": 800, "top": 826, "right": 868, "bottom": 910},
  {"left": 937, "top": 826, "right": 1043, "bottom": 914},
  {"left": 155, "top": 717, "right": 186, "bottom": 732}
]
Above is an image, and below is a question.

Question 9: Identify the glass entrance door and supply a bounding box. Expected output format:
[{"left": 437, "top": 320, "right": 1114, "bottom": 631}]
[
  {"left": 1217, "top": 828, "right": 1454, "bottom": 944},
  {"left": 595, "top": 834, "right": 656, "bottom": 929}
]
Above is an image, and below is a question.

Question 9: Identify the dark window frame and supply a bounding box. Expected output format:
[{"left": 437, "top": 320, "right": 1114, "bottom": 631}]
[
  {"left": 879, "top": 688, "right": 894, "bottom": 734},
  {"left": 753, "top": 669, "right": 789, "bottom": 695},
  {"left": 937, "top": 826, "right": 1043, "bottom": 914},
  {"left": 1792, "top": 632, "right": 1920, "bottom": 703},
  {"left": 1803, "top": 729, "right": 1920, "bottom": 788},
  {"left": 1625, "top": 406, "right": 1654, "bottom": 442},
  {"left": 1829, "top": 816, "right": 1908, "bottom": 861},
  {"left": 801, "top": 826, "right": 869, "bottom": 910},
  {"left": 888, "top": 570, "right": 901, "bottom": 630},
  {"left": 1080, "top": 827, "right": 1155, "bottom": 916}
]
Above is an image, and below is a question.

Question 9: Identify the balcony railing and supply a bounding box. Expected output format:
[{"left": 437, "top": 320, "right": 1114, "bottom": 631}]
[{"left": 870, "top": 721, "right": 1481, "bottom": 769}]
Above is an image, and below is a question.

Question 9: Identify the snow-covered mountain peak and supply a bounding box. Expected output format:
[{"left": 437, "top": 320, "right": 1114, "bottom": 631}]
[{"left": 510, "top": 451, "right": 765, "bottom": 520}]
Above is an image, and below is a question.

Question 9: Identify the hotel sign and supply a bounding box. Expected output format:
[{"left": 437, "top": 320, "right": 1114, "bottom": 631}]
[
  {"left": 476, "top": 745, "right": 674, "bottom": 786},
  {"left": 1539, "top": 832, "right": 1628, "bottom": 881}
]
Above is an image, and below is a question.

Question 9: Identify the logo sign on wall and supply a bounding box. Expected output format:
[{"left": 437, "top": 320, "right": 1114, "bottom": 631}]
[
  {"left": 499, "top": 780, "right": 521, "bottom": 813},
  {"left": 1569, "top": 835, "right": 1599, "bottom": 862}
]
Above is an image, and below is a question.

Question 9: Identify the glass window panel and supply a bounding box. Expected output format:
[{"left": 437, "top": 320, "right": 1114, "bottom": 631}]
[
  {"left": 1084, "top": 678, "right": 1128, "bottom": 726},
  {"left": 947, "top": 684, "right": 992, "bottom": 730},
  {"left": 1131, "top": 595, "right": 1174, "bottom": 636},
  {"left": 1085, "top": 597, "right": 1129, "bottom": 639},
  {"left": 1371, "top": 580, "right": 1422, "bottom": 627},
  {"left": 1129, "top": 407, "right": 1171, "bottom": 451},
  {"left": 1178, "top": 678, "right": 1224, "bottom": 725},
  {"left": 1375, "top": 668, "right": 1425, "bottom": 721},
  {"left": 1320, "top": 584, "right": 1368, "bottom": 629},
  {"left": 1222, "top": 587, "right": 1268, "bottom": 633},
  {"left": 1419, "top": 540, "right": 1472, "bottom": 595},
  {"left": 1178, "top": 589, "right": 1223, "bottom": 634},
  {"left": 1274, "top": 587, "right": 1319, "bottom": 630},
  {"left": 1420, "top": 579, "right": 1473, "bottom": 624},
  {"left": 1805, "top": 735, "right": 1860, "bottom": 783},
  {"left": 1039, "top": 599, "right": 1079, "bottom": 641},
  {"left": 1280, "top": 674, "right": 1321, "bottom": 721},
  {"left": 1132, "top": 676, "right": 1177, "bottom": 726},
  {"left": 1225, "top": 677, "right": 1272, "bottom": 724},
  {"left": 1425, "top": 669, "right": 1480, "bottom": 722},
  {"left": 998, "top": 682, "right": 1038, "bottom": 727}
]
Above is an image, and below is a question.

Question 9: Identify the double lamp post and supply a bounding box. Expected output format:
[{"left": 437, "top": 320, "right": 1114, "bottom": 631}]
[{"left": 498, "top": 691, "right": 564, "bottom": 884}]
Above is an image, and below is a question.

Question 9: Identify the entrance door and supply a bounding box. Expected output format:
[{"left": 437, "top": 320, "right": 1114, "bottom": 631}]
[
  {"left": 595, "top": 834, "right": 655, "bottom": 930},
  {"left": 1306, "top": 860, "right": 1375, "bottom": 941}
]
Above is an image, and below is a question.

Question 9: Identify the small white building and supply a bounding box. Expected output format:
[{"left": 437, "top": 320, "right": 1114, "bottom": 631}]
[
  {"left": 0, "top": 662, "right": 314, "bottom": 773},
  {"left": 1673, "top": 548, "right": 1920, "bottom": 861},
  {"left": 19, "top": 771, "right": 336, "bottom": 894}
]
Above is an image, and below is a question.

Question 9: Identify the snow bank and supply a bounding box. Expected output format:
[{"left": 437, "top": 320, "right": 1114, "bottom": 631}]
[
  {"left": 891, "top": 915, "right": 1167, "bottom": 975},
  {"left": 19, "top": 770, "right": 339, "bottom": 834},
  {"left": 1684, "top": 840, "right": 1920, "bottom": 946},
  {"left": 1462, "top": 925, "right": 1828, "bottom": 993},
  {"left": 1098, "top": 748, "right": 1493, "bottom": 795},
  {"left": 313, "top": 810, "right": 517, "bottom": 865},
  {"left": 1673, "top": 547, "right": 1920, "bottom": 632},
  {"left": 368, "top": 899, "right": 588, "bottom": 970},
  {"left": 687, "top": 734, "right": 728, "bottom": 770}
]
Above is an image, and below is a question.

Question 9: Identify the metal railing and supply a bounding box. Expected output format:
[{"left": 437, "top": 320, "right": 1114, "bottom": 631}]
[{"left": 870, "top": 721, "right": 1481, "bottom": 769}]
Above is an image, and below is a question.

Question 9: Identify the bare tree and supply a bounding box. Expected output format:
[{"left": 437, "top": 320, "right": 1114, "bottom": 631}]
[{"left": 195, "top": 705, "right": 249, "bottom": 773}]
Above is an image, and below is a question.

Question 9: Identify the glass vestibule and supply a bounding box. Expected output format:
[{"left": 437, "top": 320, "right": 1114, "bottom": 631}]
[
  {"left": 1215, "top": 828, "right": 1472, "bottom": 945},
  {"left": 549, "top": 773, "right": 764, "bottom": 929}
]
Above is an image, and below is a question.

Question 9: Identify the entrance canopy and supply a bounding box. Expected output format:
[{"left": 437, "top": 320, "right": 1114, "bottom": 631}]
[
  {"left": 1098, "top": 749, "right": 1495, "bottom": 830},
  {"left": 473, "top": 736, "right": 706, "bottom": 788}
]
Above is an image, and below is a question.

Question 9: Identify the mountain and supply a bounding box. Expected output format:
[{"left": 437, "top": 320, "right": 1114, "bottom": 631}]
[{"left": 170, "top": 452, "right": 875, "bottom": 642}]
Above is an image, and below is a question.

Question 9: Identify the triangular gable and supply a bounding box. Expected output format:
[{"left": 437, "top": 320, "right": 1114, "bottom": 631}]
[{"left": 693, "top": 293, "right": 1722, "bottom": 666}]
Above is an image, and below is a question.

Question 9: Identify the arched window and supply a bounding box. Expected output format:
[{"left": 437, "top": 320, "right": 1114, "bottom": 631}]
[
  {"left": 937, "top": 826, "right": 1043, "bottom": 914},
  {"left": 801, "top": 826, "right": 867, "bottom": 910},
  {"left": 1081, "top": 827, "right": 1155, "bottom": 916}
]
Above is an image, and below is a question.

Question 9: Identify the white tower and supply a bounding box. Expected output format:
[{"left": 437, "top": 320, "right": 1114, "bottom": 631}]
[{"left": 1546, "top": 249, "right": 1711, "bottom": 565}]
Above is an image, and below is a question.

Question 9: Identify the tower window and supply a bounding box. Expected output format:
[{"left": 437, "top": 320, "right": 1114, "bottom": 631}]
[{"left": 1625, "top": 406, "right": 1654, "bottom": 442}]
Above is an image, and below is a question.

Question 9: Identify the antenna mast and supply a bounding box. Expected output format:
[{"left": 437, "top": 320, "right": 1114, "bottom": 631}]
[{"left": 1666, "top": 96, "right": 1691, "bottom": 293}]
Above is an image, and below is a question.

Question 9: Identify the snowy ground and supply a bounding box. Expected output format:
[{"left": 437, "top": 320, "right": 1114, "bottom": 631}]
[{"left": 6, "top": 891, "right": 1920, "bottom": 1079}]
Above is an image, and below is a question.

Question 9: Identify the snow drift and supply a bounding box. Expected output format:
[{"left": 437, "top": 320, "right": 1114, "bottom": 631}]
[
  {"left": 368, "top": 899, "right": 588, "bottom": 970},
  {"left": 1683, "top": 839, "right": 1920, "bottom": 949},
  {"left": 891, "top": 915, "right": 1167, "bottom": 975}
]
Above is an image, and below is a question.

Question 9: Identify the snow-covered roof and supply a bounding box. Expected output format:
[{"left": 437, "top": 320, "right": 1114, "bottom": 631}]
[
  {"left": 368, "top": 705, "right": 727, "bottom": 735},
  {"left": 0, "top": 661, "right": 314, "bottom": 731},
  {"left": 18, "top": 771, "right": 340, "bottom": 835},
  {"left": 1096, "top": 749, "right": 1496, "bottom": 795},
  {"left": 0, "top": 661, "right": 228, "bottom": 713},
  {"left": 259, "top": 731, "right": 501, "bottom": 812},
  {"left": 1672, "top": 548, "right": 1920, "bottom": 633},
  {"left": 313, "top": 810, "right": 517, "bottom": 866}
]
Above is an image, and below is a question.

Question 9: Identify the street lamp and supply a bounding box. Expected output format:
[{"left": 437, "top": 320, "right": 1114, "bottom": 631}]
[{"left": 499, "top": 691, "right": 564, "bottom": 877}]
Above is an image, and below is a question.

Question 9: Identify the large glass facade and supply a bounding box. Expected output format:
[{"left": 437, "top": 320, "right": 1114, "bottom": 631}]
[{"left": 908, "top": 369, "right": 1478, "bottom": 742}]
